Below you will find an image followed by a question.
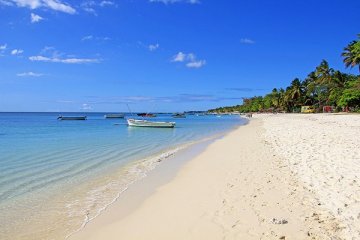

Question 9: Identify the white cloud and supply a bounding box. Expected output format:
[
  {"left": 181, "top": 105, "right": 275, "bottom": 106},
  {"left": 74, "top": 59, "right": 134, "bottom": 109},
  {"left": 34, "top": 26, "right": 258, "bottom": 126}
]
[
  {"left": 0, "top": 44, "right": 7, "bottom": 56},
  {"left": 31, "top": 12, "right": 43, "bottom": 23},
  {"left": 29, "top": 55, "right": 100, "bottom": 64},
  {"left": 56, "top": 100, "right": 74, "bottom": 103},
  {"left": 0, "top": 0, "right": 13, "bottom": 6},
  {"left": 148, "top": 43, "right": 159, "bottom": 51},
  {"left": 81, "top": 0, "right": 116, "bottom": 15},
  {"left": 172, "top": 52, "right": 199, "bottom": 62},
  {"left": 31, "top": 47, "right": 100, "bottom": 64},
  {"left": 240, "top": 38, "right": 255, "bottom": 44},
  {"left": 11, "top": 49, "right": 24, "bottom": 55},
  {"left": 81, "top": 1, "right": 96, "bottom": 14},
  {"left": 99, "top": 0, "right": 114, "bottom": 7},
  {"left": 81, "top": 35, "right": 93, "bottom": 41},
  {"left": 29, "top": 46, "right": 102, "bottom": 64},
  {"left": 81, "top": 103, "right": 92, "bottom": 110},
  {"left": 172, "top": 52, "right": 186, "bottom": 62},
  {"left": 39, "top": 46, "right": 62, "bottom": 58},
  {"left": 12, "top": 0, "right": 41, "bottom": 9},
  {"left": 17, "top": 71, "right": 43, "bottom": 77},
  {"left": 0, "top": 44, "right": 7, "bottom": 50},
  {"left": 186, "top": 60, "right": 206, "bottom": 68},
  {"left": 149, "top": 0, "right": 200, "bottom": 4},
  {"left": 171, "top": 52, "right": 206, "bottom": 68},
  {"left": 0, "top": 0, "right": 76, "bottom": 14},
  {"left": 42, "top": 0, "right": 75, "bottom": 13},
  {"left": 81, "top": 35, "right": 111, "bottom": 42}
]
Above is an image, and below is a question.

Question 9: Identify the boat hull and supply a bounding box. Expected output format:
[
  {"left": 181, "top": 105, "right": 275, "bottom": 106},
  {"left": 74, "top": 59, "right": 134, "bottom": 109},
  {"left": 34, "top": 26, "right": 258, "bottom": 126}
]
[
  {"left": 104, "top": 114, "right": 125, "bottom": 119},
  {"left": 172, "top": 113, "right": 186, "bottom": 118},
  {"left": 57, "top": 116, "right": 87, "bottom": 120},
  {"left": 127, "top": 119, "right": 175, "bottom": 128},
  {"left": 137, "top": 113, "right": 156, "bottom": 117}
]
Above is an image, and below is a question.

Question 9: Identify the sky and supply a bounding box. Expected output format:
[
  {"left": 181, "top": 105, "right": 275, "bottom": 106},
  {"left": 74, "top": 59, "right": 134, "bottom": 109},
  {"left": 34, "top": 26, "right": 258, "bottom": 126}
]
[{"left": 0, "top": 0, "right": 359, "bottom": 112}]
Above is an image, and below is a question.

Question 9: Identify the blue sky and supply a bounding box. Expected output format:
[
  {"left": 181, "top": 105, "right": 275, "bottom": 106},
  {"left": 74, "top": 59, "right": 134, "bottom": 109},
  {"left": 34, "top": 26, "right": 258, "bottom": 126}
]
[{"left": 0, "top": 0, "right": 359, "bottom": 112}]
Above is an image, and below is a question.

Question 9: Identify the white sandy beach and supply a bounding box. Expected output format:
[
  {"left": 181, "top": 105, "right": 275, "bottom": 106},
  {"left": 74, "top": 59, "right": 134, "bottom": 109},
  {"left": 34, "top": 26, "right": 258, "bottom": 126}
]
[
  {"left": 257, "top": 113, "right": 360, "bottom": 239},
  {"left": 71, "top": 114, "right": 360, "bottom": 240}
]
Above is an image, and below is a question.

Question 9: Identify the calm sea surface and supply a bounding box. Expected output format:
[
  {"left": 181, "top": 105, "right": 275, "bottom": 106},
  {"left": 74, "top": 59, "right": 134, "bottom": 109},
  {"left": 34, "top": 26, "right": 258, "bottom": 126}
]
[{"left": 0, "top": 112, "right": 246, "bottom": 239}]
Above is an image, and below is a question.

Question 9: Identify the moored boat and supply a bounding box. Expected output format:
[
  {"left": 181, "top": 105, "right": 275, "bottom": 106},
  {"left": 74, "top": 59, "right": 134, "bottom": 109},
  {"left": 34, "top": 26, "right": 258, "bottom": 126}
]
[
  {"left": 172, "top": 113, "right": 186, "bottom": 118},
  {"left": 127, "top": 119, "right": 175, "bottom": 128},
  {"left": 104, "top": 114, "right": 125, "bottom": 119},
  {"left": 57, "top": 116, "right": 87, "bottom": 120},
  {"left": 137, "top": 113, "right": 156, "bottom": 117}
]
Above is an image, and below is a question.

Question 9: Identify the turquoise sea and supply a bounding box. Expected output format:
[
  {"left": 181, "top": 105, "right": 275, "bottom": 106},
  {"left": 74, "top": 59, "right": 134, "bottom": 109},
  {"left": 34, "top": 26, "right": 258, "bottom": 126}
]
[{"left": 0, "top": 112, "right": 246, "bottom": 240}]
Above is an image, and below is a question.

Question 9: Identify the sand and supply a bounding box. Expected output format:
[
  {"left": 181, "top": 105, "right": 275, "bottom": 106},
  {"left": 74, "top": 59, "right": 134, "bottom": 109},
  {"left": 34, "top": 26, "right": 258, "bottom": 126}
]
[
  {"left": 71, "top": 114, "right": 360, "bottom": 240},
  {"left": 256, "top": 113, "right": 360, "bottom": 239}
]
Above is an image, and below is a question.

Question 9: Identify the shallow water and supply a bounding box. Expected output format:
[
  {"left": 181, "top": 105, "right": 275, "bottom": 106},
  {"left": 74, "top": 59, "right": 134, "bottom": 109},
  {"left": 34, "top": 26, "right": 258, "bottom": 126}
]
[{"left": 0, "top": 112, "right": 245, "bottom": 240}]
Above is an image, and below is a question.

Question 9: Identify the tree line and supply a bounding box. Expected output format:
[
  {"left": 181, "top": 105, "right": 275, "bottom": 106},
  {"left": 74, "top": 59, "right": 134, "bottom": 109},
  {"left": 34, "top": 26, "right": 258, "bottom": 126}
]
[{"left": 210, "top": 34, "right": 360, "bottom": 113}]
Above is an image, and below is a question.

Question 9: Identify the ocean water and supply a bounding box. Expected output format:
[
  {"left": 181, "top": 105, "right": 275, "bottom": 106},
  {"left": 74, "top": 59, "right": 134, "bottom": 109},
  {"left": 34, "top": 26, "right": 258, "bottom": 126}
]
[{"left": 0, "top": 112, "right": 246, "bottom": 240}]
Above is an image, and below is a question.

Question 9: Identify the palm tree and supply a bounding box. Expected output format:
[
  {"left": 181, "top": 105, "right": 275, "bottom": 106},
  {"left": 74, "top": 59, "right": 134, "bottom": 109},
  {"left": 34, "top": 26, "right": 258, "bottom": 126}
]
[
  {"left": 315, "top": 60, "right": 334, "bottom": 85},
  {"left": 275, "top": 88, "right": 285, "bottom": 111},
  {"left": 332, "top": 71, "right": 348, "bottom": 89},
  {"left": 314, "top": 60, "right": 335, "bottom": 105},
  {"left": 302, "top": 71, "right": 317, "bottom": 105},
  {"left": 291, "top": 78, "right": 303, "bottom": 97},
  {"left": 288, "top": 78, "right": 304, "bottom": 109},
  {"left": 267, "top": 88, "right": 280, "bottom": 109},
  {"left": 342, "top": 34, "right": 360, "bottom": 71}
]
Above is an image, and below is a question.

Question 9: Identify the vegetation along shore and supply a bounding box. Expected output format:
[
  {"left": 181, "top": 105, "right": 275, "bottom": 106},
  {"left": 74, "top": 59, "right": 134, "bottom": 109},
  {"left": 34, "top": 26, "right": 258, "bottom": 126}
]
[{"left": 210, "top": 34, "right": 360, "bottom": 113}]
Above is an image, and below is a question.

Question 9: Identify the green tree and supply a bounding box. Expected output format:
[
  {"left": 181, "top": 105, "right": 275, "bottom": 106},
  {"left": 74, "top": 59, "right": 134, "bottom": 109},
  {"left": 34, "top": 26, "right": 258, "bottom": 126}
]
[
  {"left": 337, "top": 78, "right": 360, "bottom": 110},
  {"left": 315, "top": 60, "right": 334, "bottom": 85},
  {"left": 313, "top": 60, "right": 335, "bottom": 106},
  {"left": 270, "top": 88, "right": 281, "bottom": 109},
  {"left": 278, "top": 88, "right": 286, "bottom": 111},
  {"left": 263, "top": 94, "right": 273, "bottom": 110},
  {"left": 302, "top": 71, "right": 317, "bottom": 105},
  {"left": 342, "top": 34, "right": 360, "bottom": 71},
  {"left": 284, "top": 78, "right": 303, "bottom": 111},
  {"left": 327, "top": 71, "right": 351, "bottom": 106}
]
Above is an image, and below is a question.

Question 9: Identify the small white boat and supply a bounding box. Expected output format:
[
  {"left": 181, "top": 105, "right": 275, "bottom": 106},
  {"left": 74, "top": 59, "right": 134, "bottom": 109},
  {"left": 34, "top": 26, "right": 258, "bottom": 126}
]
[
  {"left": 104, "top": 114, "right": 125, "bottom": 119},
  {"left": 127, "top": 119, "right": 175, "bottom": 128}
]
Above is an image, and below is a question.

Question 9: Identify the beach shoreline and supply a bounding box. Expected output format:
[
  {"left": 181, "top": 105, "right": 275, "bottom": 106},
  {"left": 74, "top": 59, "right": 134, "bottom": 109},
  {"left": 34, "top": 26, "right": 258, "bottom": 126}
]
[
  {"left": 65, "top": 121, "right": 246, "bottom": 239},
  {"left": 0, "top": 114, "right": 245, "bottom": 240},
  {"left": 69, "top": 114, "right": 360, "bottom": 240},
  {"left": 66, "top": 136, "right": 222, "bottom": 239}
]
